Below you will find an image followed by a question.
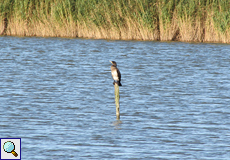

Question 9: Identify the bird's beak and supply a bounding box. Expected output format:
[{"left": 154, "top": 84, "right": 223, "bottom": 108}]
[{"left": 109, "top": 61, "right": 112, "bottom": 63}]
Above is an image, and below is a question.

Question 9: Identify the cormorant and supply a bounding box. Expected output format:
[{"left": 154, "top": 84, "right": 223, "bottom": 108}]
[{"left": 110, "top": 61, "right": 122, "bottom": 86}]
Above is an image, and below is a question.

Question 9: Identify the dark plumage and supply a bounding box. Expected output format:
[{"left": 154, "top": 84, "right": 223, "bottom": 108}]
[{"left": 110, "top": 61, "right": 122, "bottom": 86}]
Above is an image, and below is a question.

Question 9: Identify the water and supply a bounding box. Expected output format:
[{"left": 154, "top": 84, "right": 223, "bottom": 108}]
[{"left": 0, "top": 36, "right": 230, "bottom": 159}]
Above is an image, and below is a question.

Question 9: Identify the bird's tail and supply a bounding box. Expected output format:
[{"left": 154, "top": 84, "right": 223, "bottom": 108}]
[{"left": 117, "top": 81, "right": 122, "bottom": 86}]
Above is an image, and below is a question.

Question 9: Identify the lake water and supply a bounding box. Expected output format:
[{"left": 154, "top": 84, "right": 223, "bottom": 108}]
[{"left": 0, "top": 36, "right": 230, "bottom": 159}]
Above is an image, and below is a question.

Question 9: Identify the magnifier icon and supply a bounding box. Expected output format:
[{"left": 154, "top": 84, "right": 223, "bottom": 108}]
[{"left": 3, "top": 141, "right": 18, "bottom": 157}]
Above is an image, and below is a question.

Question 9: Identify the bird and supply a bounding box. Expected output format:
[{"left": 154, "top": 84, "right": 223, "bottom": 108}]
[{"left": 110, "top": 61, "right": 122, "bottom": 86}]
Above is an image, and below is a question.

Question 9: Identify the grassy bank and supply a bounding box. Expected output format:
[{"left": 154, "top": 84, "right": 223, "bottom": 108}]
[{"left": 0, "top": 0, "right": 230, "bottom": 43}]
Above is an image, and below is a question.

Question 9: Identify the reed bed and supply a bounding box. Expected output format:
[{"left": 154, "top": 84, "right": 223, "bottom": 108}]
[{"left": 0, "top": 0, "right": 230, "bottom": 43}]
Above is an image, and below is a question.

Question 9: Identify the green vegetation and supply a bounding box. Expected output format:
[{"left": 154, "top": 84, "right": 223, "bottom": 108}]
[{"left": 0, "top": 0, "right": 230, "bottom": 43}]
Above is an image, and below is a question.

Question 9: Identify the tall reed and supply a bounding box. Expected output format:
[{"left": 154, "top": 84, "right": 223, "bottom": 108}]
[{"left": 0, "top": 0, "right": 230, "bottom": 43}]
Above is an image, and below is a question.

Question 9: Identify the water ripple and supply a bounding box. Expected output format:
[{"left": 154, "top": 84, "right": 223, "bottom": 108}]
[{"left": 0, "top": 37, "right": 230, "bottom": 159}]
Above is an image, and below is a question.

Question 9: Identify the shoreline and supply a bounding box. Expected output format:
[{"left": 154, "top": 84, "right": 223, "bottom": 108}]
[
  {"left": 0, "top": 32, "right": 228, "bottom": 45},
  {"left": 1, "top": 34, "right": 227, "bottom": 45},
  {"left": 0, "top": 28, "right": 228, "bottom": 44}
]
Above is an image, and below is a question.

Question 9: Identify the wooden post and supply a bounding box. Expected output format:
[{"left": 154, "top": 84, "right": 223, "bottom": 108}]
[{"left": 114, "top": 83, "right": 120, "bottom": 120}]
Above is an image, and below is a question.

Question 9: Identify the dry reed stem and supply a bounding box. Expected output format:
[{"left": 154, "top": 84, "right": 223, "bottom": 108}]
[
  {"left": 0, "top": 20, "right": 4, "bottom": 35},
  {"left": 179, "top": 18, "right": 197, "bottom": 42}
]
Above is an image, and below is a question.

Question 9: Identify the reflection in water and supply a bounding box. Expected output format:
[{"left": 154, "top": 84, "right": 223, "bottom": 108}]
[
  {"left": 0, "top": 37, "right": 230, "bottom": 159},
  {"left": 113, "top": 120, "right": 122, "bottom": 130}
]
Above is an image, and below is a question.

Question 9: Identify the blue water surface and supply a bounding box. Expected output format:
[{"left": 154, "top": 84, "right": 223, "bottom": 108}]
[{"left": 0, "top": 36, "right": 230, "bottom": 159}]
